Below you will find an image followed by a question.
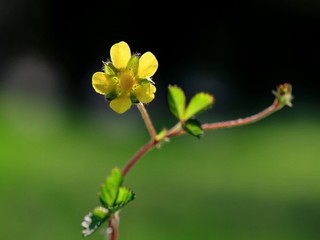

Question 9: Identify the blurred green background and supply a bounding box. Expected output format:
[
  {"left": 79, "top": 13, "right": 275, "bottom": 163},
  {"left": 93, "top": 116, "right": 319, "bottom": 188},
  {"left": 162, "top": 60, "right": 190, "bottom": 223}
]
[
  {"left": 1, "top": 94, "right": 319, "bottom": 240},
  {"left": 1, "top": 0, "right": 320, "bottom": 240}
]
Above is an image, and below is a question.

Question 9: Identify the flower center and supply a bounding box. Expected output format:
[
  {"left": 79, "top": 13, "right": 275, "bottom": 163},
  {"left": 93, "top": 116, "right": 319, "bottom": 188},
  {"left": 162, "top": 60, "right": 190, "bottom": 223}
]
[{"left": 119, "top": 73, "right": 134, "bottom": 93}]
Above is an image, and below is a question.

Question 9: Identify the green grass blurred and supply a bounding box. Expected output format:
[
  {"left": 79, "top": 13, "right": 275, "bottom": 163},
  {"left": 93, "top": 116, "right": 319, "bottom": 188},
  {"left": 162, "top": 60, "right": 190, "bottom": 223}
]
[{"left": 1, "top": 95, "right": 320, "bottom": 240}]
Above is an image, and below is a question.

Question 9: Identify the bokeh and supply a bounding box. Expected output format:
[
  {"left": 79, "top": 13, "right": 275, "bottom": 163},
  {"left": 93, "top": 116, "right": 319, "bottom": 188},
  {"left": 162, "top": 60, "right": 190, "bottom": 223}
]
[{"left": 1, "top": 1, "right": 320, "bottom": 240}]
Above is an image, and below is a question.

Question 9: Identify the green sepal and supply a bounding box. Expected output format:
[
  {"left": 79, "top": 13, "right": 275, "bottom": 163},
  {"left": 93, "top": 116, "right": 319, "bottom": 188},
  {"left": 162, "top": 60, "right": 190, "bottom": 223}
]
[
  {"left": 272, "top": 83, "right": 293, "bottom": 108},
  {"left": 126, "top": 55, "right": 139, "bottom": 76},
  {"left": 103, "top": 62, "right": 117, "bottom": 76},
  {"left": 100, "top": 167, "right": 123, "bottom": 208},
  {"left": 130, "top": 95, "right": 139, "bottom": 104},
  {"left": 81, "top": 206, "right": 110, "bottom": 237},
  {"left": 105, "top": 90, "right": 119, "bottom": 101},
  {"left": 138, "top": 78, "right": 151, "bottom": 85},
  {"left": 168, "top": 85, "right": 186, "bottom": 120},
  {"left": 183, "top": 92, "right": 214, "bottom": 121},
  {"left": 105, "top": 77, "right": 120, "bottom": 101},
  {"left": 182, "top": 119, "right": 203, "bottom": 138}
]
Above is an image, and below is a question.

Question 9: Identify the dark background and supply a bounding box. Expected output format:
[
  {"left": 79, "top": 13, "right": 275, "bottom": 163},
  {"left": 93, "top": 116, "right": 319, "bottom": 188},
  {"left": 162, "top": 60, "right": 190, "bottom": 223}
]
[{"left": 1, "top": 0, "right": 319, "bottom": 117}]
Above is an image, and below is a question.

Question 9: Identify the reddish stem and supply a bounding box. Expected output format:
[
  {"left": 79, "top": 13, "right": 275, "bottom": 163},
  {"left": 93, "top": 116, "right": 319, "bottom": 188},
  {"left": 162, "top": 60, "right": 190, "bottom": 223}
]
[
  {"left": 122, "top": 100, "right": 281, "bottom": 177},
  {"left": 108, "top": 215, "right": 119, "bottom": 240},
  {"left": 167, "top": 100, "right": 281, "bottom": 138}
]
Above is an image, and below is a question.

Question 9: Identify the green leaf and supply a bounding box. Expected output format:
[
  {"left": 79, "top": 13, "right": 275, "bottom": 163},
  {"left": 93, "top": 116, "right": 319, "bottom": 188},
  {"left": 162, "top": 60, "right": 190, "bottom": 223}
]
[
  {"left": 156, "top": 128, "right": 167, "bottom": 141},
  {"left": 183, "top": 93, "right": 214, "bottom": 121},
  {"left": 182, "top": 119, "right": 203, "bottom": 138},
  {"left": 111, "top": 187, "right": 136, "bottom": 212},
  {"left": 168, "top": 85, "right": 186, "bottom": 120},
  {"left": 100, "top": 167, "right": 123, "bottom": 208},
  {"left": 81, "top": 206, "right": 110, "bottom": 237}
]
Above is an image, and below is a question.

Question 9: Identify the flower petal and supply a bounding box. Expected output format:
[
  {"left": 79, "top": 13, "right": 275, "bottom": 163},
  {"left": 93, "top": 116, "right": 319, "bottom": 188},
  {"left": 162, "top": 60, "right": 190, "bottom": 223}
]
[
  {"left": 110, "top": 41, "right": 131, "bottom": 69},
  {"left": 137, "top": 52, "right": 158, "bottom": 79},
  {"left": 135, "top": 84, "right": 156, "bottom": 103},
  {"left": 92, "top": 72, "right": 113, "bottom": 95},
  {"left": 109, "top": 95, "right": 132, "bottom": 114}
]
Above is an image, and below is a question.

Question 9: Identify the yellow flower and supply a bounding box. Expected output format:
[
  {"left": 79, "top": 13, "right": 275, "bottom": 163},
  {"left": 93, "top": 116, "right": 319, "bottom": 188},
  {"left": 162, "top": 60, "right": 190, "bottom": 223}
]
[{"left": 92, "top": 41, "right": 158, "bottom": 114}]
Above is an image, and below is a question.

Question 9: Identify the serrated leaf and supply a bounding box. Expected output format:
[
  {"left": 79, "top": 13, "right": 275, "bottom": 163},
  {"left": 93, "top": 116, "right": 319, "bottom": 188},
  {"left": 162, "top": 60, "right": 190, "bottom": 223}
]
[
  {"left": 100, "top": 167, "right": 123, "bottom": 208},
  {"left": 81, "top": 207, "right": 110, "bottom": 237},
  {"left": 182, "top": 119, "right": 203, "bottom": 138},
  {"left": 183, "top": 93, "right": 214, "bottom": 121},
  {"left": 168, "top": 85, "right": 186, "bottom": 120},
  {"left": 111, "top": 187, "right": 136, "bottom": 212}
]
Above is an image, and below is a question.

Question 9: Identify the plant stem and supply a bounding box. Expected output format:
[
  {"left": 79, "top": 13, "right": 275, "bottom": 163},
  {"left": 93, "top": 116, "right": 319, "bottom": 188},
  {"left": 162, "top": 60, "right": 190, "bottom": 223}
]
[
  {"left": 203, "top": 100, "right": 281, "bottom": 130},
  {"left": 137, "top": 102, "right": 157, "bottom": 140},
  {"left": 108, "top": 214, "right": 119, "bottom": 240},
  {"left": 122, "top": 103, "right": 158, "bottom": 176},
  {"left": 167, "top": 99, "right": 282, "bottom": 138},
  {"left": 122, "top": 99, "right": 282, "bottom": 177}
]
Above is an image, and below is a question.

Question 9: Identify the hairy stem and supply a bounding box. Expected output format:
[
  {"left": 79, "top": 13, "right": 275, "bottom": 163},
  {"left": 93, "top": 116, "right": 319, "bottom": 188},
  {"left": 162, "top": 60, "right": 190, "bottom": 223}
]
[
  {"left": 122, "top": 99, "right": 282, "bottom": 177},
  {"left": 203, "top": 100, "right": 280, "bottom": 130},
  {"left": 108, "top": 214, "right": 119, "bottom": 240},
  {"left": 167, "top": 100, "right": 282, "bottom": 138},
  {"left": 137, "top": 102, "right": 157, "bottom": 140}
]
